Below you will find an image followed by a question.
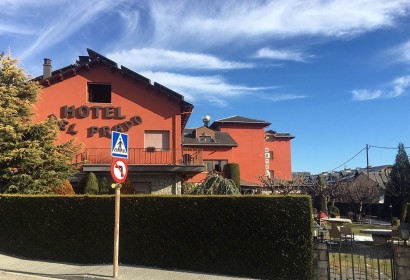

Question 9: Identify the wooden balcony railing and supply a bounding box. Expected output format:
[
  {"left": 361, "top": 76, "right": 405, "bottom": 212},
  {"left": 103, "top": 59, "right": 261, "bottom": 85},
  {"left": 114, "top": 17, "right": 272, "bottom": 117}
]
[{"left": 75, "top": 148, "right": 203, "bottom": 165}]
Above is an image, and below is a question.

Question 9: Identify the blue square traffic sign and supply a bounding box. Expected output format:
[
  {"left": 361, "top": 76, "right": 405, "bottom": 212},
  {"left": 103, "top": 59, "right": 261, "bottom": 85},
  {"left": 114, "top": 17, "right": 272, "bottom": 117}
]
[{"left": 111, "top": 131, "right": 128, "bottom": 158}]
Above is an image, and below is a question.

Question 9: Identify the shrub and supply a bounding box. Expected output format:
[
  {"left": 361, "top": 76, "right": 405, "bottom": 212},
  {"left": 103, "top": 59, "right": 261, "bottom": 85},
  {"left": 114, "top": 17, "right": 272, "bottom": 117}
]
[
  {"left": 99, "top": 177, "right": 111, "bottom": 194},
  {"left": 121, "top": 179, "right": 135, "bottom": 194},
  {"left": 50, "top": 180, "right": 75, "bottom": 195},
  {"left": 223, "top": 163, "right": 240, "bottom": 189},
  {"left": 192, "top": 172, "right": 240, "bottom": 195},
  {"left": 75, "top": 175, "right": 87, "bottom": 194},
  {"left": 84, "top": 172, "right": 99, "bottom": 194},
  {"left": 328, "top": 205, "right": 340, "bottom": 218},
  {"left": 181, "top": 182, "right": 196, "bottom": 194}
]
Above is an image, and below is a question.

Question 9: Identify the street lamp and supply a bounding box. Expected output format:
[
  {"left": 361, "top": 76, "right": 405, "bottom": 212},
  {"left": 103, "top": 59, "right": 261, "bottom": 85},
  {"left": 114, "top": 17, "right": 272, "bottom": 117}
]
[
  {"left": 399, "top": 222, "right": 410, "bottom": 246},
  {"left": 313, "top": 221, "right": 321, "bottom": 243}
]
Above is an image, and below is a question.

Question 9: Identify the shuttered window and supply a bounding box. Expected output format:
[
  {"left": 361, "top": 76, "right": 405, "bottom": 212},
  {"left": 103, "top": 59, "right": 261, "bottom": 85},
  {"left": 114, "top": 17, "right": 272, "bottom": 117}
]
[{"left": 144, "top": 131, "right": 170, "bottom": 150}]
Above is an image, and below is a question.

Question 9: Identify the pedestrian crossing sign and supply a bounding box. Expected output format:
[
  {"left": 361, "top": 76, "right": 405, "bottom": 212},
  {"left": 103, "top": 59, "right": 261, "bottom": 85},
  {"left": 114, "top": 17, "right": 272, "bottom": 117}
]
[{"left": 111, "top": 131, "right": 128, "bottom": 158}]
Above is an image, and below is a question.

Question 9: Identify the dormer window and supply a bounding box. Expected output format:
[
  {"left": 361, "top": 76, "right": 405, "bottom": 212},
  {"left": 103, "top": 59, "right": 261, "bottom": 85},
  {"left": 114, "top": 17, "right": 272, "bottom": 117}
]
[{"left": 199, "top": 136, "right": 212, "bottom": 143}]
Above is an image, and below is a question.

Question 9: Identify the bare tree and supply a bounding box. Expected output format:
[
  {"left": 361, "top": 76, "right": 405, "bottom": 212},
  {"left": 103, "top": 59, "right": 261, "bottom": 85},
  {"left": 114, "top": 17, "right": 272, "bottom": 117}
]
[
  {"left": 259, "top": 175, "right": 306, "bottom": 195},
  {"left": 343, "top": 173, "right": 382, "bottom": 217}
]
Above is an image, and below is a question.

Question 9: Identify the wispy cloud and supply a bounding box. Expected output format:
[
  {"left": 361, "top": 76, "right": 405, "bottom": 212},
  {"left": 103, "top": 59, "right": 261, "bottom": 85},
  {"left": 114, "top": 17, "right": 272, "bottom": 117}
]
[
  {"left": 391, "top": 40, "right": 410, "bottom": 63},
  {"left": 254, "top": 47, "right": 313, "bottom": 62},
  {"left": 107, "top": 48, "right": 253, "bottom": 71},
  {"left": 262, "top": 94, "right": 308, "bottom": 102},
  {"left": 16, "top": 0, "right": 125, "bottom": 59},
  {"left": 139, "top": 71, "right": 275, "bottom": 107},
  {"left": 145, "top": 0, "right": 410, "bottom": 48},
  {"left": 352, "top": 90, "right": 382, "bottom": 101},
  {"left": 352, "top": 75, "right": 410, "bottom": 100}
]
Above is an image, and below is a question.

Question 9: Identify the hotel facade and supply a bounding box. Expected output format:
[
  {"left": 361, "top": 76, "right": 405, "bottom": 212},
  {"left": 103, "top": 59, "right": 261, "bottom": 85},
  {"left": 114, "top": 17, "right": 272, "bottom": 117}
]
[{"left": 34, "top": 49, "right": 294, "bottom": 194}]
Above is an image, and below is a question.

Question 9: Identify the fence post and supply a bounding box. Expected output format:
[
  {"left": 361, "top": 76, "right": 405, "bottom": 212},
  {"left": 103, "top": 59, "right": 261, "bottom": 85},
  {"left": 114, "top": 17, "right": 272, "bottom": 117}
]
[
  {"left": 393, "top": 245, "right": 410, "bottom": 280},
  {"left": 313, "top": 243, "right": 328, "bottom": 280}
]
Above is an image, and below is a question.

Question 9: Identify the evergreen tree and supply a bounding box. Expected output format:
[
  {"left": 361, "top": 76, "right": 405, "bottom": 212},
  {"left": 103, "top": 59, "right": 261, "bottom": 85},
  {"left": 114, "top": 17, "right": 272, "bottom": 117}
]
[
  {"left": 84, "top": 172, "right": 99, "bottom": 194},
  {"left": 386, "top": 143, "right": 410, "bottom": 222},
  {"left": 0, "top": 52, "right": 81, "bottom": 193},
  {"left": 99, "top": 177, "right": 111, "bottom": 194}
]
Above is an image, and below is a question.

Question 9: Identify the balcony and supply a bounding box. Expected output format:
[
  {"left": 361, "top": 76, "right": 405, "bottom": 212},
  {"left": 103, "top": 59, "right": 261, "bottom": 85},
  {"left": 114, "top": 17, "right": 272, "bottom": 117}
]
[{"left": 75, "top": 148, "right": 203, "bottom": 166}]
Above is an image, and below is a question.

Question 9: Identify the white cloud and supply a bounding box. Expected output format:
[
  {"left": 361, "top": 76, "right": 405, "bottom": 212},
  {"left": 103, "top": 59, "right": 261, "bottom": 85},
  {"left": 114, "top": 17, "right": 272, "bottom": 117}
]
[
  {"left": 139, "top": 71, "right": 275, "bottom": 107},
  {"left": 392, "top": 40, "right": 410, "bottom": 63},
  {"left": 352, "top": 75, "right": 410, "bottom": 100},
  {"left": 391, "top": 76, "right": 410, "bottom": 97},
  {"left": 107, "top": 48, "right": 253, "bottom": 71},
  {"left": 254, "top": 47, "right": 313, "bottom": 62},
  {"left": 352, "top": 90, "right": 382, "bottom": 101},
  {"left": 146, "top": 0, "right": 410, "bottom": 47}
]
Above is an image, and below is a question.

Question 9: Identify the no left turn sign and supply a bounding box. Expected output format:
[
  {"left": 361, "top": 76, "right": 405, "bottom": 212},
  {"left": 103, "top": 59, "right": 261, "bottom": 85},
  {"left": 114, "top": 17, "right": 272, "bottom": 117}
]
[{"left": 111, "top": 158, "right": 128, "bottom": 183}]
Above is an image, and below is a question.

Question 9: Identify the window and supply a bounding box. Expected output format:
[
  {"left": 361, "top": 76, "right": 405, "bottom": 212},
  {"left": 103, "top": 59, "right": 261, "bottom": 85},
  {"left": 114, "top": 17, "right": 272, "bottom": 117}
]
[
  {"left": 88, "top": 83, "right": 111, "bottom": 103},
  {"left": 204, "top": 160, "right": 228, "bottom": 172},
  {"left": 199, "top": 136, "right": 212, "bottom": 143},
  {"left": 144, "top": 131, "right": 170, "bottom": 150}
]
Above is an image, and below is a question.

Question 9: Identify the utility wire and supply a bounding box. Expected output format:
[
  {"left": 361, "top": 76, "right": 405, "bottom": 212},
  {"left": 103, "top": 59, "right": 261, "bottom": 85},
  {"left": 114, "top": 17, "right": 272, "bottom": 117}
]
[
  {"left": 330, "top": 147, "right": 366, "bottom": 172},
  {"left": 369, "top": 145, "right": 410, "bottom": 150},
  {"left": 327, "top": 144, "right": 410, "bottom": 174}
]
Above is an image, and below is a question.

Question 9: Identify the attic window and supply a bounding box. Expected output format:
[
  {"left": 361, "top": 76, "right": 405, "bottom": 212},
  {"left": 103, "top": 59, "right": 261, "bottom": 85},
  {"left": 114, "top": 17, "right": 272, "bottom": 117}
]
[
  {"left": 88, "top": 83, "right": 111, "bottom": 103},
  {"left": 199, "top": 136, "right": 212, "bottom": 143}
]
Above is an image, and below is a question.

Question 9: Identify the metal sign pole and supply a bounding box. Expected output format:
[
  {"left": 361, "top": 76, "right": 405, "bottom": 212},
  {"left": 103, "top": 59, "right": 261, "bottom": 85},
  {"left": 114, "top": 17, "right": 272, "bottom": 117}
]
[{"left": 113, "top": 183, "right": 121, "bottom": 278}]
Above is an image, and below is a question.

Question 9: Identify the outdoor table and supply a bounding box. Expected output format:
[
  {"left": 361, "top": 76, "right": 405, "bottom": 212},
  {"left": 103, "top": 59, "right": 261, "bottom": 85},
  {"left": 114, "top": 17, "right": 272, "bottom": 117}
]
[
  {"left": 323, "top": 218, "right": 352, "bottom": 228},
  {"left": 359, "top": 229, "right": 392, "bottom": 244}
]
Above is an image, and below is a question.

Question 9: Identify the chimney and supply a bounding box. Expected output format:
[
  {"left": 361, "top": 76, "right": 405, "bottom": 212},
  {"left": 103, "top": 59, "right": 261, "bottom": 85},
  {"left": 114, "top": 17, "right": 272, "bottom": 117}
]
[
  {"left": 77, "top": 56, "right": 90, "bottom": 65},
  {"left": 43, "top": 58, "right": 52, "bottom": 79}
]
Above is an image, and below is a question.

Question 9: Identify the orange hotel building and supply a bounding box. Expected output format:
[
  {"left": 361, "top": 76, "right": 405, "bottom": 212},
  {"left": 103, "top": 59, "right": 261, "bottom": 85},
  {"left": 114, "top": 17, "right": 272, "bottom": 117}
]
[{"left": 34, "top": 49, "right": 294, "bottom": 194}]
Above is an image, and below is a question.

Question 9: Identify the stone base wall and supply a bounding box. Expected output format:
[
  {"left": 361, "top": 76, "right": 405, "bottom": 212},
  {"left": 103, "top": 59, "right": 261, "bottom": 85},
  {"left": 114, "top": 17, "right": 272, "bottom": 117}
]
[
  {"left": 127, "top": 173, "right": 181, "bottom": 194},
  {"left": 393, "top": 245, "right": 410, "bottom": 280},
  {"left": 313, "top": 243, "right": 328, "bottom": 280}
]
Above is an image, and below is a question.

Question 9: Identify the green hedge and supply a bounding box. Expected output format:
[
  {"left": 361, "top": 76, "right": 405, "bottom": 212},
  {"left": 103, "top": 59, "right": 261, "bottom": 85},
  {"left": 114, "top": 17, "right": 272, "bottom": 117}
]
[{"left": 0, "top": 195, "right": 313, "bottom": 280}]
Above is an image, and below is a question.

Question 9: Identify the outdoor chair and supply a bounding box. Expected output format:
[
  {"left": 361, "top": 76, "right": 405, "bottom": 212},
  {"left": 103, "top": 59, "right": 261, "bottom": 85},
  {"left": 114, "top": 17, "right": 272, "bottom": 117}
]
[
  {"left": 328, "top": 227, "right": 342, "bottom": 246},
  {"left": 340, "top": 226, "right": 354, "bottom": 246}
]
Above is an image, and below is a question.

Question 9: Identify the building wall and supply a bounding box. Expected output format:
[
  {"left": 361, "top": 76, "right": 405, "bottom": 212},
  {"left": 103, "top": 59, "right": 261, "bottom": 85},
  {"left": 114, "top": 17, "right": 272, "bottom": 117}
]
[
  {"left": 34, "top": 64, "right": 182, "bottom": 159},
  {"left": 218, "top": 125, "right": 266, "bottom": 184},
  {"left": 265, "top": 138, "right": 292, "bottom": 179},
  {"left": 188, "top": 146, "right": 234, "bottom": 182}
]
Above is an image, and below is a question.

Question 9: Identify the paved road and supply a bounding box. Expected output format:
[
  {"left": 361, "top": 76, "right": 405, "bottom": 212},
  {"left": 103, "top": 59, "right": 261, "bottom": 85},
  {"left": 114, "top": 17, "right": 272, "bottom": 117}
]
[{"left": 0, "top": 252, "right": 255, "bottom": 280}]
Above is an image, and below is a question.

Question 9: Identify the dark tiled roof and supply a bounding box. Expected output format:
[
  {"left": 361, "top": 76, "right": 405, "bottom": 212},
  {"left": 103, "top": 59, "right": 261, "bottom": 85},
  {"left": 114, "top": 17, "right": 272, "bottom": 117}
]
[
  {"left": 182, "top": 128, "right": 238, "bottom": 147},
  {"left": 34, "top": 48, "right": 193, "bottom": 129},
  {"left": 210, "top": 115, "right": 271, "bottom": 128},
  {"left": 265, "top": 130, "right": 295, "bottom": 139}
]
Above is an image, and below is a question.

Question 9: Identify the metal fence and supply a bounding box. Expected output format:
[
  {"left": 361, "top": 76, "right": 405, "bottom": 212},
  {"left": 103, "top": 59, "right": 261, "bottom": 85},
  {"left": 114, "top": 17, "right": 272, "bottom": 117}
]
[{"left": 327, "top": 243, "right": 396, "bottom": 280}]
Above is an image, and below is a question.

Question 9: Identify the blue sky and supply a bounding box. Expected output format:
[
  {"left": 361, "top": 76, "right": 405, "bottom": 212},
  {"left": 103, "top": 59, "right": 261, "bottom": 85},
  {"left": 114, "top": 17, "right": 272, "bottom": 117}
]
[{"left": 1, "top": 0, "right": 410, "bottom": 174}]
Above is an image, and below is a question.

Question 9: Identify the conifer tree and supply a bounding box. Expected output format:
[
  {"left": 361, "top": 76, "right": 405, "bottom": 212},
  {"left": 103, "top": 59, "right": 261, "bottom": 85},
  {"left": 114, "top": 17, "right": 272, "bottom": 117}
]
[
  {"left": 386, "top": 143, "right": 410, "bottom": 222},
  {"left": 84, "top": 172, "right": 99, "bottom": 194},
  {"left": 0, "top": 52, "right": 81, "bottom": 193}
]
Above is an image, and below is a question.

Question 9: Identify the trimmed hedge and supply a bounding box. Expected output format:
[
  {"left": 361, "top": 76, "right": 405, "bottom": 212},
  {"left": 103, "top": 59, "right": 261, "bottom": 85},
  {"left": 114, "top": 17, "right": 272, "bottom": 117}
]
[{"left": 0, "top": 195, "right": 313, "bottom": 280}]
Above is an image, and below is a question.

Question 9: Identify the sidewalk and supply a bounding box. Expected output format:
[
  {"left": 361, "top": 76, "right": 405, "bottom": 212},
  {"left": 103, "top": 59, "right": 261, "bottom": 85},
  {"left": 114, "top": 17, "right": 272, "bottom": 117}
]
[{"left": 0, "top": 253, "right": 255, "bottom": 280}]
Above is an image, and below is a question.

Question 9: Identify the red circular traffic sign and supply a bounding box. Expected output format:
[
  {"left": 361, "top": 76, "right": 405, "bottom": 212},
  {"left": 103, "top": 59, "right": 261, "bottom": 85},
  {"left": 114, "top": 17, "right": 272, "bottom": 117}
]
[{"left": 111, "top": 158, "right": 128, "bottom": 183}]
